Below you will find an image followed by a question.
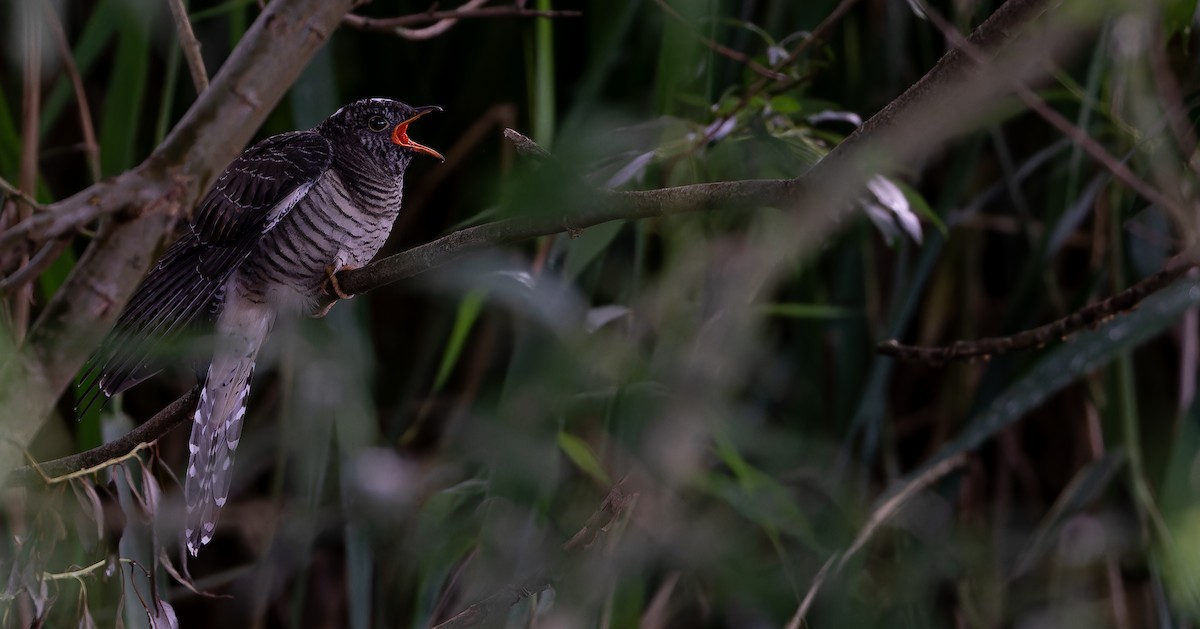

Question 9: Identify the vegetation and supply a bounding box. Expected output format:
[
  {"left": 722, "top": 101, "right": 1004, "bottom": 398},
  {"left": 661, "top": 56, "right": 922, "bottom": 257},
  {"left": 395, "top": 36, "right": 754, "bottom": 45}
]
[{"left": 2, "top": 0, "right": 1200, "bottom": 626}]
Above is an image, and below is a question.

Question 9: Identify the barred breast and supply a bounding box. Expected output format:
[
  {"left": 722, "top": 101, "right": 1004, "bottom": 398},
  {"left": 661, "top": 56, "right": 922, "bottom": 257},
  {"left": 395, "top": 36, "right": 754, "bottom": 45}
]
[{"left": 235, "top": 168, "right": 403, "bottom": 312}]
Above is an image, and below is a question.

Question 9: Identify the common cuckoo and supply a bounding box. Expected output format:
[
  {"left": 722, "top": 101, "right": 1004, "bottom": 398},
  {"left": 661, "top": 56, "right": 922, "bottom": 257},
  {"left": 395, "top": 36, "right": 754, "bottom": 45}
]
[{"left": 81, "top": 98, "right": 442, "bottom": 555}]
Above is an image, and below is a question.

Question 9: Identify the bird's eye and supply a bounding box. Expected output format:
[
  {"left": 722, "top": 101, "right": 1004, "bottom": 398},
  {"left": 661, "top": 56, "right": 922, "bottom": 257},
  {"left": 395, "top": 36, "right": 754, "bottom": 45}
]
[{"left": 367, "top": 116, "right": 389, "bottom": 133}]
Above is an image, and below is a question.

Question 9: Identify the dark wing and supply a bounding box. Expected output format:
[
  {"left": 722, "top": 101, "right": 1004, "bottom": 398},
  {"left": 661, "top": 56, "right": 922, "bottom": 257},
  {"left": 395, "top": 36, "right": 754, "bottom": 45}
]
[{"left": 78, "top": 132, "right": 332, "bottom": 412}]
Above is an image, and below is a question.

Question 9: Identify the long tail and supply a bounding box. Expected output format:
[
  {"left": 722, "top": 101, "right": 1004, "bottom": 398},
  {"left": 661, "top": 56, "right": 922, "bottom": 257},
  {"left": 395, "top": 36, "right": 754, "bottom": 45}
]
[{"left": 184, "top": 294, "right": 274, "bottom": 556}]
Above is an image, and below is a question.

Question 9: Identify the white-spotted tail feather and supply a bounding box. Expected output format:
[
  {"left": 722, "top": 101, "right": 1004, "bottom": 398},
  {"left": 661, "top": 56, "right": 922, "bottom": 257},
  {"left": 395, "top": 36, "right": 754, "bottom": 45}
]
[{"left": 184, "top": 294, "right": 274, "bottom": 556}]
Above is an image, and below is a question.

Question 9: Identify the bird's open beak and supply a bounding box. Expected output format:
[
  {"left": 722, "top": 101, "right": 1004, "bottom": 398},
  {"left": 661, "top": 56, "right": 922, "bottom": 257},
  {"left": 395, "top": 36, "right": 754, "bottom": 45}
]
[{"left": 391, "top": 105, "right": 444, "bottom": 161}]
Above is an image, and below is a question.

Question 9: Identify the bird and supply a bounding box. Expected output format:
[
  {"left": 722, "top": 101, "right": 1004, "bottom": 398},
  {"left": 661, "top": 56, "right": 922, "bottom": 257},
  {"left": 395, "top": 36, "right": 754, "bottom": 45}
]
[{"left": 79, "top": 98, "right": 443, "bottom": 555}]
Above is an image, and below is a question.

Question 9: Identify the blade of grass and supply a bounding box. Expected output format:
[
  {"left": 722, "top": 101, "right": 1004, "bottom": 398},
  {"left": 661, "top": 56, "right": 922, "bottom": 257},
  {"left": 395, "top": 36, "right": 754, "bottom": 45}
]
[
  {"left": 532, "top": 0, "right": 556, "bottom": 147},
  {"left": 98, "top": 2, "right": 151, "bottom": 177},
  {"left": 433, "top": 289, "right": 486, "bottom": 393}
]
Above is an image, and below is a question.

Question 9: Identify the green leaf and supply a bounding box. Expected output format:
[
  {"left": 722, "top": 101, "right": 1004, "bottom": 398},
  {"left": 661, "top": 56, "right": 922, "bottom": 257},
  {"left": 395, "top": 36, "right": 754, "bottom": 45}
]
[
  {"left": 1163, "top": 0, "right": 1198, "bottom": 36},
  {"left": 769, "top": 95, "right": 802, "bottom": 114},
  {"left": 557, "top": 431, "right": 611, "bottom": 485},
  {"left": 433, "top": 289, "right": 487, "bottom": 393},
  {"left": 895, "top": 180, "right": 946, "bottom": 237},
  {"left": 564, "top": 220, "right": 623, "bottom": 281},
  {"left": 98, "top": 1, "right": 152, "bottom": 177}
]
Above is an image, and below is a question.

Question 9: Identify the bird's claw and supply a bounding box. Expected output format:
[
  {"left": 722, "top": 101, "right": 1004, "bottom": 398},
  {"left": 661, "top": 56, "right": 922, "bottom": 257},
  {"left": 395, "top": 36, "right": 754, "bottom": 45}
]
[
  {"left": 321, "top": 264, "right": 354, "bottom": 300},
  {"left": 315, "top": 264, "right": 355, "bottom": 318}
]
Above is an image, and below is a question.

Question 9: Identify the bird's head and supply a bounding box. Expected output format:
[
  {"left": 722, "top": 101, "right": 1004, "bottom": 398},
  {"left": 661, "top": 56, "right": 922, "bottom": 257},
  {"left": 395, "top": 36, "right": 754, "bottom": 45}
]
[{"left": 318, "top": 98, "right": 443, "bottom": 177}]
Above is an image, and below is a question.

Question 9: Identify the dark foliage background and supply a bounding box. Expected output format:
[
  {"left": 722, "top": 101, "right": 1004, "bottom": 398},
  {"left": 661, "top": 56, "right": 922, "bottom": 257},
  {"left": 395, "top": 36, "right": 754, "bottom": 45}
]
[{"left": 4, "top": 0, "right": 1200, "bottom": 627}]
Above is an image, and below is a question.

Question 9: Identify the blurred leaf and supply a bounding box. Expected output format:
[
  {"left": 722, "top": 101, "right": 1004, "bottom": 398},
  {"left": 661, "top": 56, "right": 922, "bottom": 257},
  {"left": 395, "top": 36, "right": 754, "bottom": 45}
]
[
  {"left": 433, "top": 289, "right": 486, "bottom": 393},
  {"left": 289, "top": 42, "right": 339, "bottom": 128},
  {"left": 70, "top": 479, "right": 105, "bottom": 543},
  {"left": 0, "top": 89, "right": 20, "bottom": 175},
  {"left": 98, "top": 0, "right": 151, "bottom": 177},
  {"left": 146, "top": 599, "right": 178, "bottom": 629},
  {"left": 768, "top": 95, "right": 803, "bottom": 114},
  {"left": 557, "top": 431, "right": 611, "bottom": 486},
  {"left": 894, "top": 179, "right": 945, "bottom": 238},
  {"left": 564, "top": 221, "right": 623, "bottom": 280},
  {"left": 585, "top": 304, "right": 630, "bottom": 333},
  {"left": 758, "top": 303, "right": 858, "bottom": 319},
  {"left": 1011, "top": 450, "right": 1126, "bottom": 578},
  {"left": 864, "top": 175, "right": 922, "bottom": 245},
  {"left": 1163, "top": 0, "right": 1199, "bottom": 36},
  {"left": 77, "top": 587, "right": 97, "bottom": 629},
  {"left": 345, "top": 524, "right": 373, "bottom": 629},
  {"left": 38, "top": 0, "right": 119, "bottom": 139},
  {"left": 189, "top": 0, "right": 256, "bottom": 22}
]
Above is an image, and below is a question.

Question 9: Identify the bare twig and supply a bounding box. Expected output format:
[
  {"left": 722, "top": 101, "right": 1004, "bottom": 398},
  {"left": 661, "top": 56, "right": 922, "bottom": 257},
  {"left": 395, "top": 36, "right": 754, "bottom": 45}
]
[
  {"left": 44, "top": 1, "right": 100, "bottom": 182},
  {"left": 653, "top": 0, "right": 788, "bottom": 81},
  {"left": 0, "top": 238, "right": 70, "bottom": 297},
  {"left": 877, "top": 230, "right": 1196, "bottom": 363},
  {"left": 0, "top": 177, "right": 44, "bottom": 213},
  {"left": 166, "top": 0, "right": 210, "bottom": 93},
  {"left": 342, "top": 2, "right": 581, "bottom": 38},
  {"left": 501, "top": 128, "right": 551, "bottom": 161},
  {"left": 7, "top": 388, "right": 199, "bottom": 486}
]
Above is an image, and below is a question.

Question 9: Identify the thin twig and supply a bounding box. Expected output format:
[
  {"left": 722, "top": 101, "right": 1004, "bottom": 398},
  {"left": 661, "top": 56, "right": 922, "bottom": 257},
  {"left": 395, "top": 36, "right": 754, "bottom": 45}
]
[
  {"left": 0, "top": 238, "right": 69, "bottom": 297},
  {"left": 342, "top": 3, "right": 581, "bottom": 37},
  {"left": 0, "top": 176, "right": 44, "bottom": 213},
  {"left": 167, "top": 0, "right": 209, "bottom": 93},
  {"left": 785, "top": 552, "right": 839, "bottom": 629},
  {"left": 7, "top": 388, "right": 198, "bottom": 486},
  {"left": 43, "top": 0, "right": 101, "bottom": 182},
  {"left": 653, "top": 0, "right": 788, "bottom": 81},
  {"left": 502, "top": 128, "right": 551, "bottom": 161},
  {"left": 877, "top": 256, "right": 1196, "bottom": 364}
]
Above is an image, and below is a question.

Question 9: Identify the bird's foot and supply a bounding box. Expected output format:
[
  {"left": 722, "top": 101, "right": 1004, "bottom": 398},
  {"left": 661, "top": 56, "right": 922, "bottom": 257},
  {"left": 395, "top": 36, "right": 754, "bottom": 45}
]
[
  {"left": 322, "top": 263, "right": 356, "bottom": 299},
  {"left": 315, "top": 264, "right": 356, "bottom": 318}
]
